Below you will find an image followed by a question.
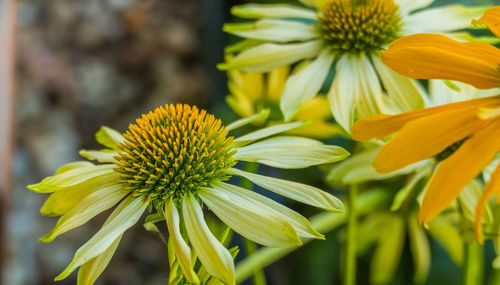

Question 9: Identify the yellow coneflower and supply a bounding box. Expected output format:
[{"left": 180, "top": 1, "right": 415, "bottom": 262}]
[
  {"left": 226, "top": 64, "right": 340, "bottom": 139},
  {"left": 352, "top": 6, "right": 500, "bottom": 242},
  {"left": 219, "top": 0, "right": 488, "bottom": 132},
  {"left": 29, "top": 104, "right": 348, "bottom": 285}
]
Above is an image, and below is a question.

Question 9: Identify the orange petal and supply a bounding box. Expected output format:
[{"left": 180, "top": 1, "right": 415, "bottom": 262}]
[
  {"left": 352, "top": 96, "right": 500, "bottom": 141},
  {"left": 373, "top": 108, "right": 488, "bottom": 174},
  {"left": 418, "top": 118, "right": 500, "bottom": 225},
  {"left": 475, "top": 161, "right": 500, "bottom": 243},
  {"left": 381, "top": 34, "right": 500, "bottom": 89},
  {"left": 472, "top": 6, "right": 500, "bottom": 38}
]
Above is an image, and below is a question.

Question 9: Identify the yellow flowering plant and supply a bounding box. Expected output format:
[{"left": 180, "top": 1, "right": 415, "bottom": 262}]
[
  {"left": 219, "top": 0, "right": 490, "bottom": 133},
  {"left": 29, "top": 104, "right": 348, "bottom": 284}
]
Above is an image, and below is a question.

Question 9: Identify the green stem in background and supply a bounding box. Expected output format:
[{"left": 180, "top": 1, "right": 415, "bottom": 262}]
[
  {"left": 343, "top": 184, "right": 358, "bottom": 285},
  {"left": 488, "top": 267, "right": 500, "bottom": 285},
  {"left": 462, "top": 238, "right": 484, "bottom": 285},
  {"left": 235, "top": 189, "right": 391, "bottom": 284},
  {"left": 241, "top": 161, "right": 267, "bottom": 285}
]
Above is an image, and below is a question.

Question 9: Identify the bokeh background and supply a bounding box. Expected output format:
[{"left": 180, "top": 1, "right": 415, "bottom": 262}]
[{"left": 4, "top": 0, "right": 500, "bottom": 284}]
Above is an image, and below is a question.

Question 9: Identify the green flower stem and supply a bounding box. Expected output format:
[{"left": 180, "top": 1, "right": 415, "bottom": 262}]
[
  {"left": 488, "top": 267, "right": 500, "bottom": 285},
  {"left": 241, "top": 161, "right": 267, "bottom": 285},
  {"left": 344, "top": 184, "right": 358, "bottom": 285},
  {"left": 462, "top": 238, "right": 484, "bottom": 285},
  {"left": 235, "top": 188, "right": 391, "bottom": 284}
]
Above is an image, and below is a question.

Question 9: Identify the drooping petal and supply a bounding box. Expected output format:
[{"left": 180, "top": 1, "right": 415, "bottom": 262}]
[
  {"left": 79, "top": 150, "right": 118, "bottom": 163},
  {"left": 77, "top": 235, "right": 122, "bottom": 285},
  {"left": 40, "top": 184, "right": 127, "bottom": 243},
  {"left": 472, "top": 6, "right": 500, "bottom": 38},
  {"left": 28, "top": 164, "right": 117, "bottom": 193},
  {"left": 182, "top": 193, "right": 235, "bottom": 285},
  {"left": 55, "top": 161, "right": 94, "bottom": 175},
  {"left": 55, "top": 195, "right": 148, "bottom": 281},
  {"left": 372, "top": 55, "right": 425, "bottom": 112},
  {"left": 225, "top": 109, "right": 270, "bottom": 131},
  {"left": 394, "top": 0, "right": 434, "bottom": 15},
  {"left": 233, "top": 121, "right": 307, "bottom": 146},
  {"left": 352, "top": 95, "right": 500, "bottom": 141},
  {"left": 327, "top": 54, "right": 357, "bottom": 132},
  {"left": 280, "top": 50, "right": 334, "bottom": 121},
  {"left": 234, "top": 136, "right": 349, "bottom": 168},
  {"left": 202, "top": 181, "right": 322, "bottom": 241},
  {"left": 224, "top": 19, "right": 317, "bottom": 43},
  {"left": 227, "top": 167, "right": 343, "bottom": 212},
  {"left": 327, "top": 148, "right": 426, "bottom": 185},
  {"left": 408, "top": 213, "right": 431, "bottom": 284},
  {"left": 95, "top": 126, "right": 124, "bottom": 150},
  {"left": 373, "top": 108, "right": 489, "bottom": 173},
  {"left": 381, "top": 34, "right": 500, "bottom": 89},
  {"left": 165, "top": 199, "right": 199, "bottom": 284},
  {"left": 198, "top": 187, "right": 301, "bottom": 247},
  {"left": 40, "top": 174, "right": 120, "bottom": 217},
  {"left": 218, "top": 41, "right": 322, "bottom": 73},
  {"left": 475, "top": 162, "right": 500, "bottom": 242},
  {"left": 403, "top": 5, "right": 487, "bottom": 34},
  {"left": 428, "top": 217, "right": 463, "bottom": 265},
  {"left": 230, "top": 4, "right": 317, "bottom": 20},
  {"left": 418, "top": 119, "right": 500, "bottom": 225}
]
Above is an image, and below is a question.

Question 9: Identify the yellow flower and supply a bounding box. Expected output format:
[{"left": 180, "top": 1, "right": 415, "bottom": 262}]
[
  {"left": 219, "top": 0, "right": 489, "bottom": 132},
  {"left": 226, "top": 64, "right": 340, "bottom": 139},
  {"left": 352, "top": 6, "right": 500, "bottom": 242},
  {"left": 29, "top": 104, "right": 348, "bottom": 285}
]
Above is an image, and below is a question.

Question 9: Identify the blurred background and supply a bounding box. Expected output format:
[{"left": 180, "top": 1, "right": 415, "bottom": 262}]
[{"left": 1, "top": 0, "right": 499, "bottom": 284}]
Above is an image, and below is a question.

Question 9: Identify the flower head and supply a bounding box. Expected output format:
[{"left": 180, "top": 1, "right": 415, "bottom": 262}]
[
  {"left": 220, "top": 0, "right": 487, "bottom": 132},
  {"left": 353, "top": 6, "right": 500, "bottom": 242},
  {"left": 29, "top": 104, "right": 348, "bottom": 285}
]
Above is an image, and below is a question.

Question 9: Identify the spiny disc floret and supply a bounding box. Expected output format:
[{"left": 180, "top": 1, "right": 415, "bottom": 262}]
[
  {"left": 318, "top": 0, "right": 401, "bottom": 53},
  {"left": 115, "top": 104, "right": 235, "bottom": 204}
]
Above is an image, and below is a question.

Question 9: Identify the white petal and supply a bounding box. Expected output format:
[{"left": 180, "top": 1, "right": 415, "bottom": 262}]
[
  {"left": 204, "top": 181, "right": 322, "bottom": 240},
  {"left": 165, "top": 199, "right": 199, "bottom": 284},
  {"left": 402, "top": 5, "right": 487, "bottom": 34},
  {"left": 227, "top": 167, "right": 343, "bottom": 212},
  {"left": 280, "top": 50, "right": 334, "bottom": 121},
  {"left": 29, "top": 164, "right": 117, "bottom": 193},
  {"left": 224, "top": 19, "right": 317, "bottom": 43},
  {"left": 326, "top": 148, "right": 426, "bottom": 184},
  {"left": 40, "top": 184, "right": 127, "bottom": 242},
  {"left": 95, "top": 126, "right": 124, "bottom": 150},
  {"left": 182, "top": 193, "right": 235, "bottom": 285},
  {"left": 354, "top": 55, "right": 386, "bottom": 119},
  {"left": 40, "top": 174, "right": 121, "bottom": 217},
  {"left": 394, "top": 0, "right": 434, "bottom": 15},
  {"left": 371, "top": 55, "right": 425, "bottom": 112},
  {"left": 428, "top": 80, "right": 478, "bottom": 106},
  {"left": 76, "top": 234, "right": 123, "bottom": 285},
  {"left": 234, "top": 121, "right": 307, "bottom": 146},
  {"left": 55, "top": 195, "right": 148, "bottom": 281},
  {"left": 218, "top": 41, "right": 322, "bottom": 73},
  {"left": 230, "top": 4, "right": 317, "bottom": 19},
  {"left": 299, "top": 0, "right": 322, "bottom": 8},
  {"left": 79, "top": 150, "right": 118, "bottom": 163},
  {"left": 198, "top": 186, "right": 302, "bottom": 247},
  {"left": 225, "top": 109, "right": 270, "bottom": 132},
  {"left": 55, "top": 161, "right": 94, "bottom": 175},
  {"left": 234, "top": 136, "right": 349, "bottom": 168},
  {"left": 327, "top": 55, "right": 357, "bottom": 133}
]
